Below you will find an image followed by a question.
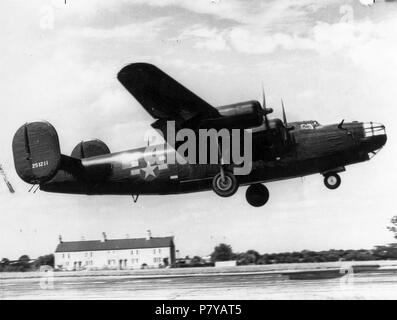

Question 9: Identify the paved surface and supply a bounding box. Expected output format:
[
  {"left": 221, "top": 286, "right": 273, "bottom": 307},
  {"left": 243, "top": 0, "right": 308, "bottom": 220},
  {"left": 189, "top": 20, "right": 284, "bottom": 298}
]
[{"left": 2, "top": 269, "right": 397, "bottom": 299}]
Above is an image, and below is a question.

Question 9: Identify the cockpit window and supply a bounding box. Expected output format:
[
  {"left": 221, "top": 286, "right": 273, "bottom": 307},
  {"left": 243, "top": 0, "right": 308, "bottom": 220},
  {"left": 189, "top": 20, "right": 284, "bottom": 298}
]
[
  {"left": 299, "top": 121, "right": 321, "bottom": 129},
  {"left": 300, "top": 123, "right": 314, "bottom": 130}
]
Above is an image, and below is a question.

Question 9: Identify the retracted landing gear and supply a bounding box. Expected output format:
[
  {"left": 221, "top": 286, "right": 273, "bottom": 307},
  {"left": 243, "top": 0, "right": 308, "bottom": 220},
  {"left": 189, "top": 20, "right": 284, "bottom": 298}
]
[
  {"left": 246, "top": 184, "right": 269, "bottom": 207},
  {"left": 323, "top": 173, "right": 341, "bottom": 190}
]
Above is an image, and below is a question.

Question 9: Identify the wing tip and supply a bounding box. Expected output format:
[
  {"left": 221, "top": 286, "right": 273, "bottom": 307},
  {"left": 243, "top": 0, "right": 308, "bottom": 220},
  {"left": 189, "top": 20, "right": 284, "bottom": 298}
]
[{"left": 118, "top": 62, "right": 157, "bottom": 77}]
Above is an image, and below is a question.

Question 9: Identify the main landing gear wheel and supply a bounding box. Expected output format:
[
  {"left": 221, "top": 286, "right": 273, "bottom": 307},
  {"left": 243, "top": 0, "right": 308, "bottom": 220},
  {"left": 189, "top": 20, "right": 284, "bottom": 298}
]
[
  {"left": 246, "top": 184, "right": 269, "bottom": 207},
  {"left": 323, "top": 173, "right": 341, "bottom": 190},
  {"left": 212, "top": 171, "right": 239, "bottom": 197}
]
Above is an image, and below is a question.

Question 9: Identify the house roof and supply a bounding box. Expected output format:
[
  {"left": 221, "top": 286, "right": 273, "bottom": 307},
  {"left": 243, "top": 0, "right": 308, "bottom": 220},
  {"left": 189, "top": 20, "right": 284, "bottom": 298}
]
[{"left": 55, "top": 237, "right": 174, "bottom": 253}]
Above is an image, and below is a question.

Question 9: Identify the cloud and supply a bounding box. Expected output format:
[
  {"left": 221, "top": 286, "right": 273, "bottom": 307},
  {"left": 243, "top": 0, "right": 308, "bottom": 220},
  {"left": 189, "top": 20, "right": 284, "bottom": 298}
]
[
  {"left": 179, "top": 25, "right": 229, "bottom": 51},
  {"left": 297, "top": 89, "right": 317, "bottom": 100},
  {"left": 176, "top": 10, "right": 397, "bottom": 77},
  {"left": 139, "top": 0, "right": 336, "bottom": 28},
  {"left": 65, "top": 17, "right": 169, "bottom": 41}
]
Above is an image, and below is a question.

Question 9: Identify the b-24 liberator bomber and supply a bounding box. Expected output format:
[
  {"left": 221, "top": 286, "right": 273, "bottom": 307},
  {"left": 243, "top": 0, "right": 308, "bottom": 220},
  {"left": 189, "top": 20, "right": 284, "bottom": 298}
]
[{"left": 12, "top": 63, "right": 387, "bottom": 207}]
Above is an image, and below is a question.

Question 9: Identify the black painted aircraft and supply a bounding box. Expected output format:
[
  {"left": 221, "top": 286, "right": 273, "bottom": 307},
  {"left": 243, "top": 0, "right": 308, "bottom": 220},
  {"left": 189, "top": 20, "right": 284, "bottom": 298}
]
[{"left": 12, "top": 63, "right": 387, "bottom": 207}]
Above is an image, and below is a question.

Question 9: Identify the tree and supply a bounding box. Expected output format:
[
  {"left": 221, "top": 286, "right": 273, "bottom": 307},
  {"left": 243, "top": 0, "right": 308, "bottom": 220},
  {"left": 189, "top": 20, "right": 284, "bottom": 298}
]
[
  {"left": 256, "top": 254, "right": 270, "bottom": 265},
  {"left": 19, "top": 255, "right": 30, "bottom": 263},
  {"left": 191, "top": 256, "right": 203, "bottom": 265},
  {"left": 33, "top": 254, "right": 54, "bottom": 269},
  {"left": 211, "top": 243, "right": 234, "bottom": 262},
  {"left": 246, "top": 250, "right": 260, "bottom": 263},
  {"left": 17, "top": 255, "right": 31, "bottom": 271},
  {"left": 387, "top": 216, "right": 397, "bottom": 239},
  {"left": 237, "top": 252, "right": 257, "bottom": 265},
  {"left": 0, "top": 258, "right": 10, "bottom": 272}
]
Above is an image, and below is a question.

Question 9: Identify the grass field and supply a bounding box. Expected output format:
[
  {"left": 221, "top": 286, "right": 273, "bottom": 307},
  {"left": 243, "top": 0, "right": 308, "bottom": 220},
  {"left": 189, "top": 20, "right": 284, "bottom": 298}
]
[{"left": 1, "top": 259, "right": 397, "bottom": 280}]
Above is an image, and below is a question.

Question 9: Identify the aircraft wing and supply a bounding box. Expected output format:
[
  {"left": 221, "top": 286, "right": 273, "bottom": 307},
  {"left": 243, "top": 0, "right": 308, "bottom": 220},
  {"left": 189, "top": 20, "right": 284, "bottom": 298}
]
[{"left": 117, "top": 63, "right": 220, "bottom": 130}]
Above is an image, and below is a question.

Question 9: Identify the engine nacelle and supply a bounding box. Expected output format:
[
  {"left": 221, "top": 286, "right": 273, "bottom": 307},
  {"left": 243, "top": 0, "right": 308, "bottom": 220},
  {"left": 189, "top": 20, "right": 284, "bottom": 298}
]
[{"left": 202, "top": 100, "right": 263, "bottom": 129}]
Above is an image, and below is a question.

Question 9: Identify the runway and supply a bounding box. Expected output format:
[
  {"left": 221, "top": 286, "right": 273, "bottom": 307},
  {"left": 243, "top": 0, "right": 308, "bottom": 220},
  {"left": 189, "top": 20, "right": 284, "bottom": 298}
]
[{"left": 2, "top": 266, "right": 397, "bottom": 299}]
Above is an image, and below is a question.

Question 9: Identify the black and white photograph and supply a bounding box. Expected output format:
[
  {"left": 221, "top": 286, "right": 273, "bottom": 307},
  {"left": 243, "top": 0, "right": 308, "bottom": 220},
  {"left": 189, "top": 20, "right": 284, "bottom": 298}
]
[{"left": 0, "top": 0, "right": 396, "bottom": 305}]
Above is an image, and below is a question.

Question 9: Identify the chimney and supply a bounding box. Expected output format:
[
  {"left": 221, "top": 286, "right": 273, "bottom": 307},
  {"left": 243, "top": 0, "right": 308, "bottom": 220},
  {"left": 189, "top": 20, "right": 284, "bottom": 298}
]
[
  {"left": 146, "top": 230, "right": 152, "bottom": 240},
  {"left": 101, "top": 232, "right": 107, "bottom": 242},
  {"left": 58, "top": 235, "right": 63, "bottom": 243}
]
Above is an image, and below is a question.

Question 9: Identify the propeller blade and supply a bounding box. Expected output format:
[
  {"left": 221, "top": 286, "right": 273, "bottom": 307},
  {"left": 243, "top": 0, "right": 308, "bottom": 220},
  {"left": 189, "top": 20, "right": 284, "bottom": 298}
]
[
  {"left": 261, "top": 84, "right": 270, "bottom": 128},
  {"left": 0, "top": 164, "right": 15, "bottom": 193},
  {"left": 5, "top": 180, "right": 15, "bottom": 193},
  {"left": 281, "top": 99, "right": 287, "bottom": 126}
]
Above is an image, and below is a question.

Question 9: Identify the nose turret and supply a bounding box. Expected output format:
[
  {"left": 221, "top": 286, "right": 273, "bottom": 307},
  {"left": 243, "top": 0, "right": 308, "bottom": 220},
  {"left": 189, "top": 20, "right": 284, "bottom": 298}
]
[{"left": 360, "top": 122, "right": 387, "bottom": 154}]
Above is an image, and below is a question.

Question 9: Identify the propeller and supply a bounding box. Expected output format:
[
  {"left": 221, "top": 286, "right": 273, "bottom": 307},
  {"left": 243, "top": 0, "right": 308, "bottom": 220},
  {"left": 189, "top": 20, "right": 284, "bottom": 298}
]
[
  {"left": 261, "top": 84, "right": 273, "bottom": 129},
  {"left": 280, "top": 98, "right": 294, "bottom": 131},
  {"left": 0, "top": 163, "right": 15, "bottom": 193},
  {"left": 281, "top": 98, "right": 287, "bottom": 126}
]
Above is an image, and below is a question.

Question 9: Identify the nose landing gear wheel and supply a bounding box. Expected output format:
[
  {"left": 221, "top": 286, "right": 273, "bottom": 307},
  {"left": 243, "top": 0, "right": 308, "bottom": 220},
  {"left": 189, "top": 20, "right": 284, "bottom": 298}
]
[
  {"left": 212, "top": 171, "right": 239, "bottom": 197},
  {"left": 246, "top": 184, "right": 269, "bottom": 207},
  {"left": 323, "top": 173, "right": 341, "bottom": 190}
]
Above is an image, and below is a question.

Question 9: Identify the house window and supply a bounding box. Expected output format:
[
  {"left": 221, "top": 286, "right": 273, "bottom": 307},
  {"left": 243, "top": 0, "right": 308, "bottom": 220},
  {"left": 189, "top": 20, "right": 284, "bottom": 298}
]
[
  {"left": 159, "top": 249, "right": 161, "bottom": 254},
  {"left": 62, "top": 254, "right": 65, "bottom": 258},
  {"left": 153, "top": 249, "right": 156, "bottom": 254},
  {"left": 136, "top": 250, "right": 139, "bottom": 254},
  {"left": 131, "top": 250, "right": 134, "bottom": 255},
  {"left": 68, "top": 254, "right": 70, "bottom": 258},
  {"left": 90, "top": 252, "right": 93, "bottom": 257}
]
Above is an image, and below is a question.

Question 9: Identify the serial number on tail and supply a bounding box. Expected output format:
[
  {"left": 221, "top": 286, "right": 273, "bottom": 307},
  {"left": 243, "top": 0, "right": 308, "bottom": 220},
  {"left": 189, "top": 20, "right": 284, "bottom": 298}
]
[{"left": 32, "top": 161, "right": 49, "bottom": 169}]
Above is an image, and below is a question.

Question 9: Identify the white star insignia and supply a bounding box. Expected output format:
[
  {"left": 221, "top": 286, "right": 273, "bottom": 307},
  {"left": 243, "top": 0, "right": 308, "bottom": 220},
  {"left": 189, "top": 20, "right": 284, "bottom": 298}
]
[{"left": 142, "top": 162, "right": 156, "bottom": 179}]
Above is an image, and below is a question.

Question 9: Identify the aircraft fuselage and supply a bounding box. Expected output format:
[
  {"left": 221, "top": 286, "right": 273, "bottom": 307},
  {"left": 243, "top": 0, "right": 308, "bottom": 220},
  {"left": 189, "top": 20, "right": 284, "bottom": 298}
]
[{"left": 40, "top": 120, "right": 386, "bottom": 196}]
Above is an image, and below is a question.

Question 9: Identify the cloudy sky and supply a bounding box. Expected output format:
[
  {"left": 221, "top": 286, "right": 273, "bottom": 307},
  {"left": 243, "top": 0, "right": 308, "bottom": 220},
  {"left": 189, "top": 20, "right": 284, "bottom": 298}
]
[{"left": 0, "top": 0, "right": 396, "bottom": 260}]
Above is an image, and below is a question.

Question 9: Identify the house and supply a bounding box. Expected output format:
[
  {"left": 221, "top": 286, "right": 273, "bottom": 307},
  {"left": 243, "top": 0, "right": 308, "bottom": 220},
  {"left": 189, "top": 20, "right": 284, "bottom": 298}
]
[{"left": 54, "top": 230, "right": 175, "bottom": 271}]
